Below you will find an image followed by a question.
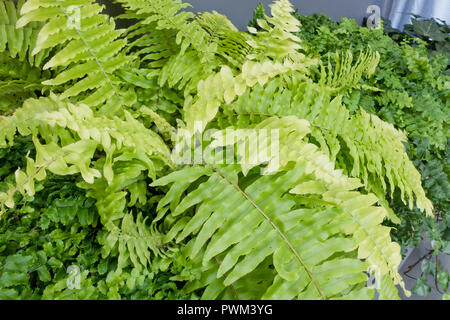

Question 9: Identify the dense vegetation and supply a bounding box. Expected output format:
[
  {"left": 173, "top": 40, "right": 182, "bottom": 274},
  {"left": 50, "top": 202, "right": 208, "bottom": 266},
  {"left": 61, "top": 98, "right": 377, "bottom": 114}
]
[{"left": 0, "top": 0, "right": 448, "bottom": 299}]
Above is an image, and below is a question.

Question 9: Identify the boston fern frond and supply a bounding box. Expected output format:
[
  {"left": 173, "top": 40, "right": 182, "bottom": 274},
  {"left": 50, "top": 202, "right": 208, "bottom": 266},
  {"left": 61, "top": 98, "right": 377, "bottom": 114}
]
[
  {"left": 0, "top": 93, "right": 172, "bottom": 269},
  {"left": 178, "top": 0, "right": 432, "bottom": 219},
  {"left": 101, "top": 212, "right": 167, "bottom": 273},
  {"left": 115, "top": 0, "right": 217, "bottom": 65},
  {"left": 16, "top": 0, "right": 135, "bottom": 111},
  {"left": 0, "top": 94, "right": 171, "bottom": 215},
  {"left": 116, "top": 0, "right": 253, "bottom": 97},
  {"left": 246, "top": 0, "right": 303, "bottom": 61},
  {"left": 115, "top": 1, "right": 180, "bottom": 69},
  {"left": 319, "top": 48, "right": 381, "bottom": 92}
]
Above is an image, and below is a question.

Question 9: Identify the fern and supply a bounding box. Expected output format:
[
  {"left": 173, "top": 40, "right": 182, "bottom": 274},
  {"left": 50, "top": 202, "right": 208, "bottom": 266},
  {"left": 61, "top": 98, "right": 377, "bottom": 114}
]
[
  {"left": 115, "top": 0, "right": 216, "bottom": 64},
  {"left": 213, "top": 72, "right": 433, "bottom": 219},
  {"left": 0, "top": 93, "right": 171, "bottom": 212},
  {"left": 16, "top": 0, "right": 134, "bottom": 110},
  {"left": 247, "top": 0, "right": 303, "bottom": 61},
  {"left": 183, "top": 58, "right": 315, "bottom": 133},
  {"left": 153, "top": 116, "right": 408, "bottom": 299},
  {"left": 0, "top": 93, "right": 172, "bottom": 269},
  {"left": 195, "top": 12, "right": 252, "bottom": 68},
  {"left": 157, "top": 11, "right": 254, "bottom": 96},
  {"left": 0, "top": 0, "right": 52, "bottom": 114},
  {"left": 100, "top": 212, "right": 167, "bottom": 272}
]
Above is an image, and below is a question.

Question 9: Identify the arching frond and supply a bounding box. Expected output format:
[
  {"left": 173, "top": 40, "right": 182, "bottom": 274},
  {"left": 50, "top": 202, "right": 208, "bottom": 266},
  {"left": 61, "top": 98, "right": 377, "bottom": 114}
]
[
  {"left": 247, "top": 0, "right": 303, "bottom": 61},
  {"left": 17, "top": 0, "right": 134, "bottom": 109},
  {"left": 0, "top": 94, "right": 171, "bottom": 219},
  {"left": 152, "top": 116, "right": 409, "bottom": 300}
]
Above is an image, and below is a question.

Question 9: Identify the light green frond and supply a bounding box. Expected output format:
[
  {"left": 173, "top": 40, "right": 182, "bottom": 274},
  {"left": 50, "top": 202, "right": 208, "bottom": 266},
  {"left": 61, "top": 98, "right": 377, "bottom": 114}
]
[
  {"left": 195, "top": 11, "right": 252, "bottom": 68},
  {"left": 0, "top": 94, "right": 172, "bottom": 218},
  {"left": 116, "top": 1, "right": 180, "bottom": 69},
  {"left": 0, "top": 94, "right": 171, "bottom": 161},
  {"left": 184, "top": 58, "right": 313, "bottom": 133},
  {"left": 100, "top": 212, "right": 167, "bottom": 272},
  {"left": 115, "top": 0, "right": 216, "bottom": 65},
  {"left": 247, "top": 0, "right": 303, "bottom": 61},
  {"left": 0, "top": 93, "right": 64, "bottom": 148},
  {"left": 0, "top": 137, "right": 101, "bottom": 216},
  {"left": 159, "top": 50, "right": 215, "bottom": 97}
]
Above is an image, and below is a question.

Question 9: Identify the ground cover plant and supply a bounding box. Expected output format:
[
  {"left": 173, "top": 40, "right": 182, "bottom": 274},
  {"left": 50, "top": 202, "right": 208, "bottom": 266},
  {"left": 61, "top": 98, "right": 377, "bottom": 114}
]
[{"left": 251, "top": 2, "right": 449, "bottom": 297}]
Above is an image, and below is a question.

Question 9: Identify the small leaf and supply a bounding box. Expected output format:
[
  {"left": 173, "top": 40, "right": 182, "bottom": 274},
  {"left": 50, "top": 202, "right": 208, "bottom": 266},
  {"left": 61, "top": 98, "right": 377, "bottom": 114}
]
[
  {"left": 247, "top": 26, "right": 258, "bottom": 34},
  {"left": 412, "top": 277, "right": 431, "bottom": 297}
]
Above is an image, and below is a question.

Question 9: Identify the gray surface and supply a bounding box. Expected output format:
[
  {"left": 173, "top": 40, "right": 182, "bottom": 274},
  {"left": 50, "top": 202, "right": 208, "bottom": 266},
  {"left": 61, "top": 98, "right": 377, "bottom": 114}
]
[{"left": 186, "top": 0, "right": 380, "bottom": 30}]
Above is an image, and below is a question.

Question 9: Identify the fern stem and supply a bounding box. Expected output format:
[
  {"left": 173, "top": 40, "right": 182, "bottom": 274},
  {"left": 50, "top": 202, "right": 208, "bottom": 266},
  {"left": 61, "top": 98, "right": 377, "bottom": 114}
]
[{"left": 211, "top": 167, "right": 327, "bottom": 300}]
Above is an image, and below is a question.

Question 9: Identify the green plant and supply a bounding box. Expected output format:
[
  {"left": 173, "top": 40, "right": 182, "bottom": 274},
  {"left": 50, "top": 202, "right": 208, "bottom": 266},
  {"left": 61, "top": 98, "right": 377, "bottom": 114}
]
[
  {"left": 0, "top": 0, "right": 53, "bottom": 115},
  {"left": 249, "top": 2, "right": 449, "bottom": 298},
  {"left": 384, "top": 15, "right": 450, "bottom": 74},
  {"left": 0, "top": 0, "right": 441, "bottom": 300},
  {"left": 0, "top": 136, "right": 187, "bottom": 300}
]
